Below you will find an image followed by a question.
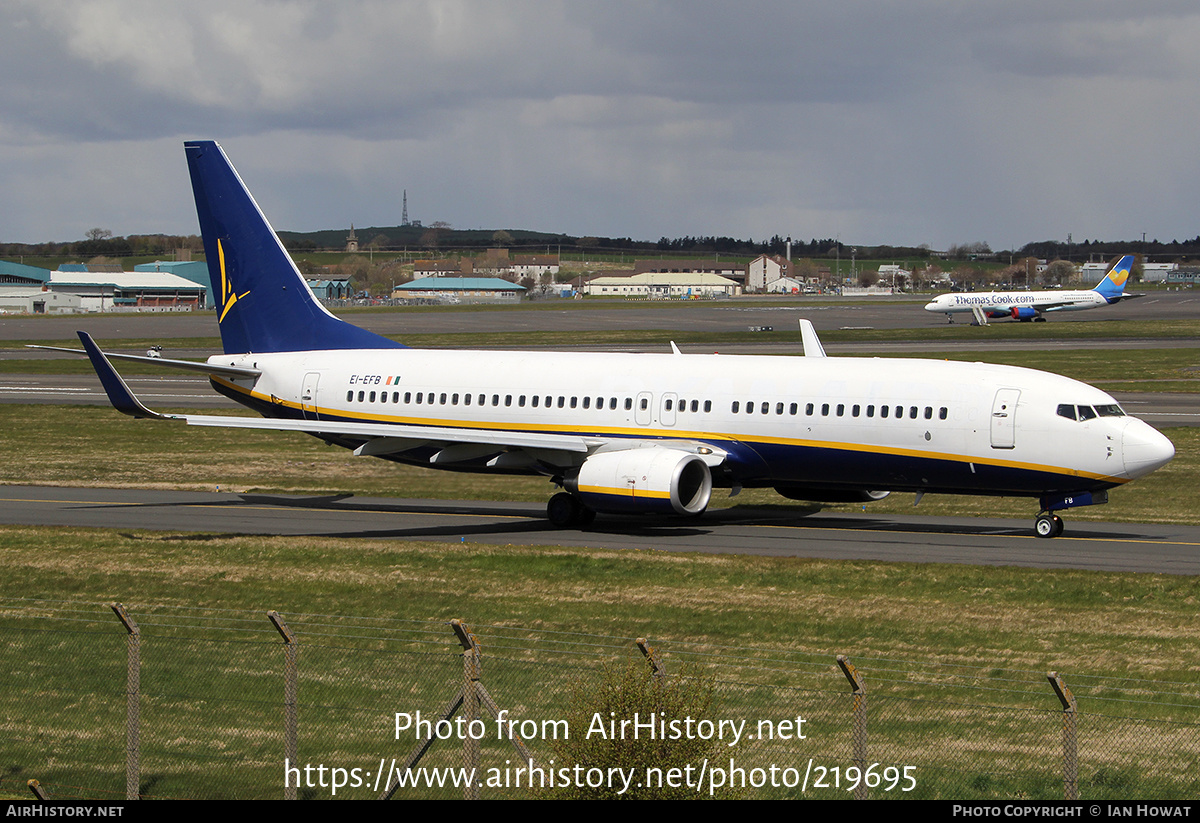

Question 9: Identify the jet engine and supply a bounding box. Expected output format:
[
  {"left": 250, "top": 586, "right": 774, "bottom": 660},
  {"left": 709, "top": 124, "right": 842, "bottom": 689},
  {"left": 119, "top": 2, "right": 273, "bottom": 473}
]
[
  {"left": 566, "top": 448, "right": 713, "bottom": 515},
  {"left": 1010, "top": 306, "right": 1038, "bottom": 320}
]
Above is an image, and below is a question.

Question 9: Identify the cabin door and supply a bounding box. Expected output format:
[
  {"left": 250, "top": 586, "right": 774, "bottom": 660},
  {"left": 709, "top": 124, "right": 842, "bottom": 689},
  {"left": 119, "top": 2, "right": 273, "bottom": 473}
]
[
  {"left": 660, "top": 393, "right": 678, "bottom": 427},
  {"left": 990, "top": 388, "right": 1019, "bottom": 449}
]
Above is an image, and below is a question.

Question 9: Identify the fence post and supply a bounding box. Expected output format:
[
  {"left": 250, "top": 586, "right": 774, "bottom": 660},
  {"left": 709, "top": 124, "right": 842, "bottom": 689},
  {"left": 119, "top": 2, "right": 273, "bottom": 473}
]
[
  {"left": 268, "top": 611, "right": 298, "bottom": 800},
  {"left": 637, "top": 637, "right": 664, "bottom": 680},
  {"left": 837, "top": 654, "right": 867, "bottom": 800},
  {"left": 110, "top": 603, "right": 140, "bottom": 801},
  {"left": 1047, "top": 671, "right": 1078, "bottom": 801},
  {"left": 451, "top": 619, "right": 482, "bottom": 801}
]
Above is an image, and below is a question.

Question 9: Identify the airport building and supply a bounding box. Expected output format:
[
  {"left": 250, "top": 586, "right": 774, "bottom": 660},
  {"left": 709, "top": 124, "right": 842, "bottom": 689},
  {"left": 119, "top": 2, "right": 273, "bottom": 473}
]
[
  {"left": 393, "top": 276, "right": 526, "bottom": 302},
  {"left": 48, "top": 265, "right": 206, "bottom": 311},
  {"left": 583, "top": 271, "right": 740, "bottom": 297}
]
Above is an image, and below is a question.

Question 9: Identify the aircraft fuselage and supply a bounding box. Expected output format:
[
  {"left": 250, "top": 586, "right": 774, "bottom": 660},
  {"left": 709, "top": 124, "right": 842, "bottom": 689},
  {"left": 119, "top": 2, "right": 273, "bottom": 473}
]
[{"left": 206, "top": 347, "right": 1168, "bottom": 499}]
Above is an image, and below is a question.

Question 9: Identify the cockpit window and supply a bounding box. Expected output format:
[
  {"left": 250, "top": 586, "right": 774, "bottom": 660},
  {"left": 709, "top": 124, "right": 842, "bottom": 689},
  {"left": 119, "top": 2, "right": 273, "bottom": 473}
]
[
  {"left": 1057, "top": 404, "right": 1076, "bottom": 420},
  {"left": 1077, "top": 405, "right": 1097, "bottom": 421},
  {"left": 1095, "top": 404, "right": 1125, "bottom": 417}
]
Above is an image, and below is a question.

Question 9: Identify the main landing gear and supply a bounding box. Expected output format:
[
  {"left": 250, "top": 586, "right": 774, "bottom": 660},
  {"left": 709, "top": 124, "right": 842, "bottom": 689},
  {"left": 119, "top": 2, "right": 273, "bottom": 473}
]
[
  {"left": 547, "top": 492, "right": 595, "bottom": 528},
  {"left": 1034, "top": 512, "right": 1064, "bottom": 538}
]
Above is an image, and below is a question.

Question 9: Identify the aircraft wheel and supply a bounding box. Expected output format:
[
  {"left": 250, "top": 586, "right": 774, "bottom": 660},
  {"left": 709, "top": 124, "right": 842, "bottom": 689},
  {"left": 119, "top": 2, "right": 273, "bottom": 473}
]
[
  {"left": 547, "top": 492, "right": 582, "bottom": 528},
  {"left": 1035, "top": 513, "right": 1063, "bottom": 538}
]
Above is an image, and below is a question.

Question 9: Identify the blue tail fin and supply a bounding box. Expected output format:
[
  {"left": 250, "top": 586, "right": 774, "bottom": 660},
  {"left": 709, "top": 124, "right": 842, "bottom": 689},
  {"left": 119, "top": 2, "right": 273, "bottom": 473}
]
[
  {"left": 1093, "top": 255, "right": 1134, "bottom": 301},
  {"left": 184, "top": 140, "right": 403, "bottom": 354}
]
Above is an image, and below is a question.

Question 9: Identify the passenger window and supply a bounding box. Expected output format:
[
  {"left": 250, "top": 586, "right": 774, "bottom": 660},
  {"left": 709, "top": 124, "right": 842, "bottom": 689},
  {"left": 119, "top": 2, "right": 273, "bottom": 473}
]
[
  {"left": 452, "top": 393, "right": 459, "bottom": 405},
  {"left": 852, "top": 404, "right": 860, "bottom": 417},
  {"left": 867, "top": 405, "right": 874, "bottom": 417},
  {"left": 924, "top": 406, "right": 932, "bottom": 419},
  {"left": 776, "top": 402, "right": 784, "bottom": 415},
  {"left": 704, "top": 400, "right": 712, "bottom": 413},
  {"left": 663, "top": 398, "right": 670, "bottom": 411},
  {"left": 881, "top": 405, "right": 888, "bottom": 418},
  {"left": 492, "top": 395, "right": 500, "bottom": 406},
  {"left": 518, "top": 395, "right": 525, "bottom": 407},
  {"left": 625, "top": 398, "right": 633, "bottom": 410},
  {"left": 558, "top": 397, "right": 565, "bottom": 408},
  {"left": 380, "top": 393, "right": 387, "bottom": 404},
  {"left": 571, "top": 397, "right": 578, "bottom": 409},
  {"left": 405, "top": 392, "right": 412, "bottom": 403},
  {"left": 505, "top": 395, "right": 512, "bottom": 407},
  {"left": 640, "top": 398, "right": 648, "bottom": 410},
  {"left": 369, "top": 391, "right": 376, "bottom": 402},
  {"left": 939, "top": 407, "right": 948, "bottom": 420},
  {"left": 909, "top": 406, "right": 917, "bottom": 419},
  {"left": 437, "top": 393, "right": 444, "bottom": 404},
  {"left": 806, "top": 403, "right": 814, "bottom": 415},
  {"left": 789, "top": 403, "right": 797, "bottom": 415},
  {"left": 836, "top": 404, "right": 844, "bottom": 417},
  {"left": 346, "top": 391, "right": 353, "bottom": 402},
  {"left": 532, "top": 395, "right": 539, "bottom": 408},
  {"left": 732, "top": 401, "right": 740, "bottom": 413},
  {"left": 691, "top": 400, "right": 699, "bottom": 412},
  {"left": 463, "top": 393, "right": 470, "bottom": 405},
  {"left": 895, "top": 406, "right": 903, "bottom": 418},
  {"left": 611, "top": 398, "right": 619, "bottom": 410},
  {"left": 747, "top": 401, "right": 754, "bottom": 414},
  {"left": 821, "top": 403, "right": 830, "bottom": 416},
  {"left": 359, "top": 391, "right": 366, "bottom": 402}
]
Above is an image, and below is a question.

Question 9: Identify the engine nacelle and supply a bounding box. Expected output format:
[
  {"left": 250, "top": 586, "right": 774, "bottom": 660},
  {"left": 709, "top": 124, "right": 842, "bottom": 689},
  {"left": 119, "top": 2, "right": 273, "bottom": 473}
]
[
  {"left": 1010, "top": 306, "right": 1038, "bottom": 320},
  {"left": 773, "top": 485, "right": 890, "bottom": 503},
  {"left": 567, "top": 448, "right": 712, "bottom": 516}
]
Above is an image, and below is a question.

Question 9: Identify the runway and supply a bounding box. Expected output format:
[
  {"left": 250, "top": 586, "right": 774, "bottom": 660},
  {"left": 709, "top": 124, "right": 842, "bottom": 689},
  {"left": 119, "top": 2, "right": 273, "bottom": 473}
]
[{"left": 2, "top": 485, "right": 1198, "bottom": 575}]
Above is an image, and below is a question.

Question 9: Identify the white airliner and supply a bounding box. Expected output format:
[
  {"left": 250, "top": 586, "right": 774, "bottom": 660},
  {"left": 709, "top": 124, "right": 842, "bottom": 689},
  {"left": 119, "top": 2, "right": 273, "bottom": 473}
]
[
  {"left": 45, "top": 141, "right": 1174, "bottom": 538},
  {"left": 924, "top": 255, "right": 1143, "bottom": 324}
]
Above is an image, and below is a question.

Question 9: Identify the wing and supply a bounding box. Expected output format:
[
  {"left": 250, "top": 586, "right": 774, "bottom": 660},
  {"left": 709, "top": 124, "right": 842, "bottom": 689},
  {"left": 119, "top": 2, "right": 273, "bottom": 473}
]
[{"left": 72, "top": 332, "right": 727, "bottom": 470}]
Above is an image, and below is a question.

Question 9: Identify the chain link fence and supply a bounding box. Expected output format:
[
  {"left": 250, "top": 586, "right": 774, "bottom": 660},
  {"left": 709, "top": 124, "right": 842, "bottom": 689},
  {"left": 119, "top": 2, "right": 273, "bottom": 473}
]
[{"left": 1, "top": 598, "right": 1197, "bottom": 800}]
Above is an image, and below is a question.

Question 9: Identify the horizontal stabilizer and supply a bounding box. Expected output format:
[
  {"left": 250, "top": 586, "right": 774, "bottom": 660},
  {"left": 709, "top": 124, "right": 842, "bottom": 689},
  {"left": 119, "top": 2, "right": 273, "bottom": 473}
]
[{"left": 28, "top": 343, "right": 261, "bottom": 379}]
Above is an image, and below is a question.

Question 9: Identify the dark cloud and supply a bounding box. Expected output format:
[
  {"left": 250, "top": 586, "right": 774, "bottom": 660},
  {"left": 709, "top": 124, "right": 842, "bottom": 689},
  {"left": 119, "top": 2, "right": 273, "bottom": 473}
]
[{"left": 1, "top": 1, "right": 1198, "bottom": 248}]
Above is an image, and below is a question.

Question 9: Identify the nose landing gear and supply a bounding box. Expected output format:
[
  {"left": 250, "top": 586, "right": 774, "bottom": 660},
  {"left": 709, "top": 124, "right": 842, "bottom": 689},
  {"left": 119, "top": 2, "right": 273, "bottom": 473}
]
[{"left": 1035, "top": 512, "right": 1064, "bottom": 538}]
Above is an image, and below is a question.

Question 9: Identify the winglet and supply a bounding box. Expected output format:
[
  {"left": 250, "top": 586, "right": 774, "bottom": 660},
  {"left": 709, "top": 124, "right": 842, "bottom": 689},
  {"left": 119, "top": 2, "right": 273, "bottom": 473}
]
[
  {"left": 798, "top": 319, "right": 827, "bottom": 357},
  {"left": 77, "top": 332, "right": 178, "bottom": 420}
]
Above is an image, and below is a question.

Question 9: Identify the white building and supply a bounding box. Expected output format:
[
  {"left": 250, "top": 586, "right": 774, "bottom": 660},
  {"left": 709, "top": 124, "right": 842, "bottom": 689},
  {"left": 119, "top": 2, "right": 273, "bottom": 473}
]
[
  {"left": 765, "top": 276, "right": 806, "bottom": 294},
  {"left": 583, "top": 272, "right": 740, "bottom": 297},
  {"left": 0, "top": 288, "right": 82, "bottom": 314},
  {"left": 747, "top": 255, "right": 792, "bottom": 292},
  {"left": 48, "top": 270, "right": 206, "bottom": 311}
]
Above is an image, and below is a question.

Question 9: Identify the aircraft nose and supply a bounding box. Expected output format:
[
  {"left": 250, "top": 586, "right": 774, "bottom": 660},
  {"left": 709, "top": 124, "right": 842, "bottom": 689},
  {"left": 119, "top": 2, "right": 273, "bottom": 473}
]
[
  {"left": 924, "top": 301, "right": 939, "bottom": 311},
  {"left": 1122, "top": 420, "right": 1175, "bottom": 479}
]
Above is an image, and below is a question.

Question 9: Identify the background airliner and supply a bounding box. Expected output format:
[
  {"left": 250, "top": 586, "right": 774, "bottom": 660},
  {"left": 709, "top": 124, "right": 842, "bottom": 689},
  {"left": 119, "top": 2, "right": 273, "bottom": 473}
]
[
  {"left": 44, "top": 142, "right": 1174, "bottom": 538},
  {"left": 924, "top": 255, "right": 1142, "bottom": 324}
]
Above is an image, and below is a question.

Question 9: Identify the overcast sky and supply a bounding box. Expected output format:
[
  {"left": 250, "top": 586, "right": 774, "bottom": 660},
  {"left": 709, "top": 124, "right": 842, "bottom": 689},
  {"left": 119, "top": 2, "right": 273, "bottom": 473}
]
[{"left": 2, "top": 1, "right": 1197, "bottom": 252}]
